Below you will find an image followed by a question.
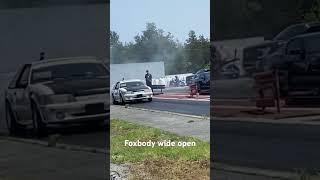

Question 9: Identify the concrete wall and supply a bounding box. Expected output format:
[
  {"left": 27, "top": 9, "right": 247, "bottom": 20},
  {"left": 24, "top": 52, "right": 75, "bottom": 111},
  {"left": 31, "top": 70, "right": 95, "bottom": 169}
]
[
  {"left": 0, "top": 3, "right": 108, "bottom": 73},
  {"left": 110, "top": 62, "right": 165, "bottom": 86}
]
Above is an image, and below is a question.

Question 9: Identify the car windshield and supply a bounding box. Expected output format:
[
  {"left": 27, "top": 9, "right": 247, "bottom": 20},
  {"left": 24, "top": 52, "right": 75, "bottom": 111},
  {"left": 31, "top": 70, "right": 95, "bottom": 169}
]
[
  {"left": 273, "top": 24, "right": 306, "bottom": 41},
  {"left": 120, "top": 81, "right": 145, "bottom": 88},
  {"left": 31, "top": 63, "right": 108, "bottom": 84}
]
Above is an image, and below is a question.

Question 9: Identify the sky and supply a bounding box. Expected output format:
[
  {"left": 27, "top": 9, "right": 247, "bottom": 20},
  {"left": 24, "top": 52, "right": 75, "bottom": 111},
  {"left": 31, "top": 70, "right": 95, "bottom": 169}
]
[{"left": 110, "top": 0, "right": 210, "bottom": 43}]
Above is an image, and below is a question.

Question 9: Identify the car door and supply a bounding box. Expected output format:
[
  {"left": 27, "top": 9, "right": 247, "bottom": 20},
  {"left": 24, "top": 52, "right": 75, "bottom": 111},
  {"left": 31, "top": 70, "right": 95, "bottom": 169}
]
[
  {"left": 199, "top": 73, "right": 206, "bottom": 89},
  {"left": 284, "top": 38, "right": 306, "bottom": 72},
  {"left": 304, "top": 36, "right": 320, "bottom": 72},
  {"left": 14, "top": 64, "right": 32, "bottom": 123},
  {"left": 6, "top": 66, "right": 25, "bottom": 122},
  {"left": 301, "top": 36, "right": 320, "bottom": 92}
]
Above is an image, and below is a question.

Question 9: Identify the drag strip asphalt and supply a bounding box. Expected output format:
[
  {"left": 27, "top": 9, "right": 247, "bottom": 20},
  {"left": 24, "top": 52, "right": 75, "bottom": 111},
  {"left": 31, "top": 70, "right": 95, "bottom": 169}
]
[{"left": 127, "top": 98, "right": 210, "bottom": 117}]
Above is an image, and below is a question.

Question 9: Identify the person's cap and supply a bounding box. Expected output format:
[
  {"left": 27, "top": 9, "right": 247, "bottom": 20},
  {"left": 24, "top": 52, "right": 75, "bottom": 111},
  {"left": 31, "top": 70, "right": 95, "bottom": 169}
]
[{"left": 146, "top": 70, "right": 149, "bottom": 72}]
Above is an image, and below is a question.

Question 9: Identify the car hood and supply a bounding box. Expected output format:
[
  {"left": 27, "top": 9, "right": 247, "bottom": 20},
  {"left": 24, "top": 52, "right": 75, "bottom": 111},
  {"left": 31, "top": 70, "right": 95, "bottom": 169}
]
[
  {"left": 38, "top": 78, "right": 108, "bottom": 96},
  {"left": 121, "top": 85, "right": 150, "bottom": 92}
]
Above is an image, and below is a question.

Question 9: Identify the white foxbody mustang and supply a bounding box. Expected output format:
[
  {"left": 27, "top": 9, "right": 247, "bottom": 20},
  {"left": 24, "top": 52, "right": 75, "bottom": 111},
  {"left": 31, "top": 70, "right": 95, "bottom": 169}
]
[
  {"left": 5, "top": 57, "right": 109, "bottom": 136},
  {"left": 111, "top": 79, "right": 153, "bottom": 105}
]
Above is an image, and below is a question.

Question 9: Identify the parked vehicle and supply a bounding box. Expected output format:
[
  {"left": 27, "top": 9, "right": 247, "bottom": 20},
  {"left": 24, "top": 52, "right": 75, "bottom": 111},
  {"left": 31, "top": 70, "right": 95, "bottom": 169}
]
[
  {"left": 193, "top": 69, "right": 210, "bottom": 94},
  {"left": 5, "top": 57, "right": 109, "bottom": 136},
  {"left": 243, "top": 22, "right": 320, "bottom": 75},
  {"left": 111, "top": 79, "right": 153, "bottom": 105},
  {"left": 261, "top": 32, "right": 320, "bottom": 100}
]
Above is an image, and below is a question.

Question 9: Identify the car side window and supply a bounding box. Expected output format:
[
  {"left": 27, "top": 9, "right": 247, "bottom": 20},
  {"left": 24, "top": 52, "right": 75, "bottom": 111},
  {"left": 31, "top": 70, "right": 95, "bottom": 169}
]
[
  {"left": 16, "top": 64, "right": 31, "bottom": 88},
  {"left": 8, "top": 66, "right": 24, "bottom": 89},
  {"left": 286, "top": 38, "right": 303, "bottom": 55}
]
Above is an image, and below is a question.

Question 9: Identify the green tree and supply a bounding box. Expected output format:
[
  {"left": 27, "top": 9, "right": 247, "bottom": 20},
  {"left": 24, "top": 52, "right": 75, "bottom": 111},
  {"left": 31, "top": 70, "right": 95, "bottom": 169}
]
[
  {"left": 184, "top": 31, "right": 210, "bottom": 73},
  {"left": 110, "top": 31, "right": 124, "bottom": 64},
  {"left": 302, "top": 0, "right": 320, "bottom": 21},
  {"left": 110, "top": 23, "right": 210, "bottom": 75}
]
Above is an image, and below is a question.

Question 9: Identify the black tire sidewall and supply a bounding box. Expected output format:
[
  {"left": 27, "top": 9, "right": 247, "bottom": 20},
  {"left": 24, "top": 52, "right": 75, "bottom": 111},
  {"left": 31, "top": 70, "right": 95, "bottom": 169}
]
[
  {"left": 31, "top": 102, "right": 47, "bottom": 137},
  {"left": 5, "top": 102, "right": 19, "bottom": 135}
]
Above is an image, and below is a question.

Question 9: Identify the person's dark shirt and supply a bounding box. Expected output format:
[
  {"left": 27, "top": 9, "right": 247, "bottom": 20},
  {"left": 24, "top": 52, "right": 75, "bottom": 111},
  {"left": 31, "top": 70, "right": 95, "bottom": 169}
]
[{"left": 145, "top": 73, "right": 152, "bottom": 84}]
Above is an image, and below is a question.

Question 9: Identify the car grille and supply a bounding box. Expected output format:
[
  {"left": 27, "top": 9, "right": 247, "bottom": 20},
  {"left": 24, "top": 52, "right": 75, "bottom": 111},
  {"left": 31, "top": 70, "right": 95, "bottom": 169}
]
[
  {"left": 86, "top": 103, "right": 104, "bottom": 113},
  {"left": 72, "top": 103, "right": 107, "bottom": 116}
]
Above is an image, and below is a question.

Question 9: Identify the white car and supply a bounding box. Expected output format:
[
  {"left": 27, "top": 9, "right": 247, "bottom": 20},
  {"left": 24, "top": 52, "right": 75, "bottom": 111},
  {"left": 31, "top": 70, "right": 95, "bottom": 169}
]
[
  {"left": 111, "top": 79, "right": 153, "bottom": 104},
  {"left": 5, "top": 57, "right": 109, "bottom": 136}
]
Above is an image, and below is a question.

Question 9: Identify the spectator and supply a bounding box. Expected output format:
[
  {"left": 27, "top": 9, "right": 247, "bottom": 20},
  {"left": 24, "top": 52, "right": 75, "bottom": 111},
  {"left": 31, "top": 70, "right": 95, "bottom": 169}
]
[
  {"left": 39, "top": 52, "right": 45, "bottom": 61},
  {"left": 145, "top": 70, "right": 153, "bottom": 92}
]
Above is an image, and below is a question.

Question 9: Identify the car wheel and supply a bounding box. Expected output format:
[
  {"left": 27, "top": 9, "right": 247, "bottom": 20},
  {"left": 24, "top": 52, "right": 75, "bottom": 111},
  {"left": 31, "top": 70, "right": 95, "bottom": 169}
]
[
  {"left": 5, "top": 101, "right": 22, "bottom": 135},
  {"left": 148, "top": 98, "right": 152, "bottom": 102},
  {"left": 112, "top": 95, "right": 118, "bottom": 105},
  {"left": 31, "top": 102, "right": 47, "bottom": 137}
]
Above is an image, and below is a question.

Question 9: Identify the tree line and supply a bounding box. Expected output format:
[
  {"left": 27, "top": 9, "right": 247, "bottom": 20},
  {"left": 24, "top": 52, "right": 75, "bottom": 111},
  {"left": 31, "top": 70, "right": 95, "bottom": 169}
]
[{"left": 110, "top": 22, "right": 210, "bottom": 75}]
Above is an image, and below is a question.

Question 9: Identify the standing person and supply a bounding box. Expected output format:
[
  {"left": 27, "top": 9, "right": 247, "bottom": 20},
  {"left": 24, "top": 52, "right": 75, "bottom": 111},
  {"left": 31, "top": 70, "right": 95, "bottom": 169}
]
[
  {"left": 39, "top": 52, "right": 45, "bottom": 61},
  {"left": 145, "top": 70, "right": 153, "bottom": 92}
]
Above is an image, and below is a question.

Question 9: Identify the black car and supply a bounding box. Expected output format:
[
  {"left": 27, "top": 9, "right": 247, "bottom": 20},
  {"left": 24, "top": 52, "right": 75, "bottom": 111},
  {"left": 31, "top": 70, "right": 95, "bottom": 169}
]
[
  {"left": 243, "top": 22, "right": 320, "bottom": 75},
  {"left": 262, "top": 32, "right": 320, "bottom": 100},
  {"left": 193, "top": 69, "right": 210, "bottom": 94}
]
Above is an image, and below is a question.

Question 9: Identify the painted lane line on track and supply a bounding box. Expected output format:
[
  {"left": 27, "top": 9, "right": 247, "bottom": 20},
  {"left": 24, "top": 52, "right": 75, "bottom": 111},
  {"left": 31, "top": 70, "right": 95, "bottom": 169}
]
[{"left": 213, "top": 104, "right": 320, "bottom": 111}]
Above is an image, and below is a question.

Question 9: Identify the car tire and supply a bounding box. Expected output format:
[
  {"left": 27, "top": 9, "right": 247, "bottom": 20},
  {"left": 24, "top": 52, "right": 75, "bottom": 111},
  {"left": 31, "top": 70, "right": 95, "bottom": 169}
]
[
  {"left": 5, "top": 101, "right": 22, "bottom": 136},
  {"left": 31, "top": 101, "right": 47, "bottom": 137},
  {"left": 148, "top": 98, "right": 152, "bottom": 102}
]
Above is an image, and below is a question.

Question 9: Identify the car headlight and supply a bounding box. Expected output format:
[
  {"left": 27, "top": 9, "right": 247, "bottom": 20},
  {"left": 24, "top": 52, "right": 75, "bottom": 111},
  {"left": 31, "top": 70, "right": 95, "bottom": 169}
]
[
  {"left": 39, "top": 94, "right": 76, "bottom": 104},
  {"left": 124, "top": 91, "right": 134, "bottom": 94}
]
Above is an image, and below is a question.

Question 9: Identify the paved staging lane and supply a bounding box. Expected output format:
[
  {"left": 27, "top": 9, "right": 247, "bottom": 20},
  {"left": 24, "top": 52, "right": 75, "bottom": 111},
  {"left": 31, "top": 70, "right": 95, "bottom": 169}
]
[
  {"left": 128, "top": 98, "right": 210, "bottom": 117},
  {"left": 213, "top": 121, "right": 320, "bottom": 171}
]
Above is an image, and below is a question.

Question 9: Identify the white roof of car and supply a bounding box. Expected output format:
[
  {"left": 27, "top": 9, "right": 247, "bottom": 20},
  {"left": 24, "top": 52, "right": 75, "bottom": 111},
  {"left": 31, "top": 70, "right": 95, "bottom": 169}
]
[
  {"left": 31, "top": 56, "right": 103, "bottom": 69},
  {"left": 119, "top": 79, "right": 143, "bottom": 83}
]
